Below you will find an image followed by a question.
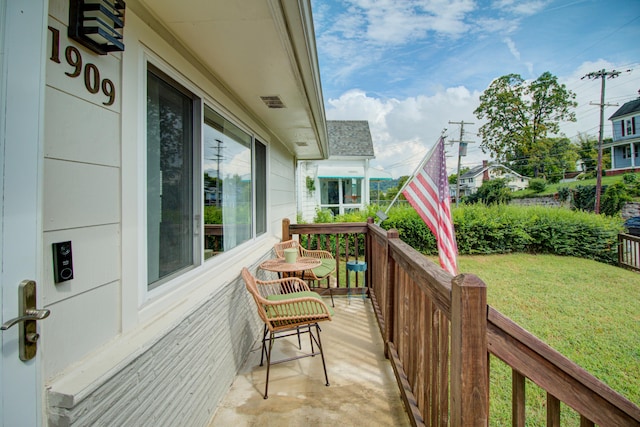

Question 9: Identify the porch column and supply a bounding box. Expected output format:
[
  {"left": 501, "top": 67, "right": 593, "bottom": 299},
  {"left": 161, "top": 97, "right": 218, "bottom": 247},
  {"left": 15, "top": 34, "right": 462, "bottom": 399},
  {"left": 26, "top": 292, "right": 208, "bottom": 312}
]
[{"left": 450, "top": 273, "right": 489, "bottom": 426}]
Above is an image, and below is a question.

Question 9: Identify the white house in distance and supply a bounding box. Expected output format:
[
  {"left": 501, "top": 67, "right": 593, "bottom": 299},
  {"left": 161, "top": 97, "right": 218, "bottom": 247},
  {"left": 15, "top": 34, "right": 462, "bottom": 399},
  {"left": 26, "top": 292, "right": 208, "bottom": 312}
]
[
  {"left": 1, "top": 1, "right": 328, "bottom": 425},
  {"left": 297, "top": 120, "right": 392, "bottom": 221},
  {"left": 456, "top": 161, "right": 530, "bottom": 199},
  {"left": 605, "top": 95, "right": 639, "bottom": 174}
]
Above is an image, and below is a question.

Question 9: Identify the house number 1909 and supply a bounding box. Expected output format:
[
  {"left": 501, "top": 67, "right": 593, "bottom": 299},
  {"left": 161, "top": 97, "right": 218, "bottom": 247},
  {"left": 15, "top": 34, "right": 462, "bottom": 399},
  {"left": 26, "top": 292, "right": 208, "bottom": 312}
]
[{"left": 48, "top": 26, "right": 116, "bottom": 106}]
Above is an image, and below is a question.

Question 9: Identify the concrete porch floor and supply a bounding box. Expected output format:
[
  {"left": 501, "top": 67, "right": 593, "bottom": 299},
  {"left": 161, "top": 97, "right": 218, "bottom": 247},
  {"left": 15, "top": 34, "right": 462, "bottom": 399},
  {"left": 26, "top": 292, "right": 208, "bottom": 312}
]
[{"left": 208, "top": 296, "right": 411, "bottom": 426}]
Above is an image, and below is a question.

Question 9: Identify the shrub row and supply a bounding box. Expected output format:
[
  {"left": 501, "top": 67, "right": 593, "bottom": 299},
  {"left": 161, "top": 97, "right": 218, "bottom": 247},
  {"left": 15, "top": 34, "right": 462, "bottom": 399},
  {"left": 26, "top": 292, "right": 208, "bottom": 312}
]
[{"left": 348, "top": 205, "right": 624, "bottom": 265}]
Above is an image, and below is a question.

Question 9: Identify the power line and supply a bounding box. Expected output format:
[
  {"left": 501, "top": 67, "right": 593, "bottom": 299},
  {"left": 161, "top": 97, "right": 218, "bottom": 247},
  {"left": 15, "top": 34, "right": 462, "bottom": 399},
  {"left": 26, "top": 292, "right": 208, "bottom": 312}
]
[{"left": 581, "top": 68, "right": 631, "bottom": 214}]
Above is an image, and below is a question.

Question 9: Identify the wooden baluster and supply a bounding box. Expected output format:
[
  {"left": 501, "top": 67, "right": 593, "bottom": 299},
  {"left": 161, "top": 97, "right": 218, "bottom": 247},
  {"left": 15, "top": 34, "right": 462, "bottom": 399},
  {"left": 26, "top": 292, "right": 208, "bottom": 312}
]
[
  {"left": 547, "top": 393, "right": 560, "bottom": 427},
  {"left": 579, "top": 415, "right": 595, "bottom": 427},
  {"left": 513, "top": 370, "right": 525, "bottom": 427}
]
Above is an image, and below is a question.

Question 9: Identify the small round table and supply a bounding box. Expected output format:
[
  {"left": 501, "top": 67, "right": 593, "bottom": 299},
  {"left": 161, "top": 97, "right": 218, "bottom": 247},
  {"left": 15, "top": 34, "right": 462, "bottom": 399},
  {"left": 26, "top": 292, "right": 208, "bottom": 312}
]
[
  {"left": 346, "top": 260, "right": 367, "bottom": 304},
  {"left": 259, "top": 257, "right": 322, "bottom": 279}
]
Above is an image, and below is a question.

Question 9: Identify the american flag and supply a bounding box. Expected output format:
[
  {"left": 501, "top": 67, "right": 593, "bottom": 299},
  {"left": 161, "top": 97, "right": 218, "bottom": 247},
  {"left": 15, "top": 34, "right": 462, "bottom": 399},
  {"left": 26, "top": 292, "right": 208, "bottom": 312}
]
[{"left": 402, "top": 137, "right": 458, "bottom": 275}]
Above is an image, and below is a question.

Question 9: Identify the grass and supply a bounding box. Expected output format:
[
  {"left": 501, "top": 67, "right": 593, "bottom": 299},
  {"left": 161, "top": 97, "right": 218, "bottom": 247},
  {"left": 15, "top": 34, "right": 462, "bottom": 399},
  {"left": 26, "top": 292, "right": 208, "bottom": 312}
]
[
  {"left": 512, "top": 171, "right": 640, "bottom": 199},
  {"left": 457, "top": 254, "right": 640, "bottom": 424}
]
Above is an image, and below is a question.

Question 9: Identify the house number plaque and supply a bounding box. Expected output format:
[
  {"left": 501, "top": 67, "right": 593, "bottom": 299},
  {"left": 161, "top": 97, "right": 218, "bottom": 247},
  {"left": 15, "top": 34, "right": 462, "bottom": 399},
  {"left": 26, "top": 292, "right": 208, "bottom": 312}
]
[{"left": 48, "top": 26, "right": 116, "bottom": 106}]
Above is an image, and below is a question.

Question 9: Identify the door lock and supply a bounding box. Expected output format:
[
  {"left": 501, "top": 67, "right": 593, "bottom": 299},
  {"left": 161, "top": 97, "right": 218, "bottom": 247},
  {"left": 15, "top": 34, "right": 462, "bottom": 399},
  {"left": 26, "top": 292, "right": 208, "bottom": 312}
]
[{"left": 1, "top": 280, "right": 50, "bottom": 361}]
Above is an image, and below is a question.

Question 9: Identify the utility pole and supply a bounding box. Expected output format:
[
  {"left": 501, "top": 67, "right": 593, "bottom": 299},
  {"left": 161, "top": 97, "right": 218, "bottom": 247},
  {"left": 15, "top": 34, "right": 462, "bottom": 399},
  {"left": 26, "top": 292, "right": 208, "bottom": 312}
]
[
  {"left": 581, "top": 69, "right": 628, "bottom": 213},
  {"left": 448, "top": 120, "right": 474, "bottom": 207},
  {"left": 214, "top": 139, "right": 224, "bottom": 206}
]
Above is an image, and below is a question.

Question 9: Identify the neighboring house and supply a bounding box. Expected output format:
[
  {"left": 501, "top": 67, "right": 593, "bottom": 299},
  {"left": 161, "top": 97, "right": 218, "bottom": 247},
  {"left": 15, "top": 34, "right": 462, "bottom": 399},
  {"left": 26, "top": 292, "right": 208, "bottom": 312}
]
[
  {"left": 1, "top": 1, "right": 328, "bottom": 425},
  {"left": 298, "top": 120, "right": 392, "bottom": 221},
  {"left": 605, "top": 96, "right": 640, "bottom": 174},
  {"left": 456, "top": 161, "right": 530, "bottom": 198}
]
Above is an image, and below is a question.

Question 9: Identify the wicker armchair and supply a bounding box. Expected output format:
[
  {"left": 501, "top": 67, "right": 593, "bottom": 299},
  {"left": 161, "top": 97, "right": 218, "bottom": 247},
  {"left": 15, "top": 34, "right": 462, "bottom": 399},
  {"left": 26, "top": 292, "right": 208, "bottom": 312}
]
[
  {"left": 273, "top": 239, "right": 336, "bottom": 306},
  {"left": 241, "top": 267, "right": 333, "bottom": 399}
]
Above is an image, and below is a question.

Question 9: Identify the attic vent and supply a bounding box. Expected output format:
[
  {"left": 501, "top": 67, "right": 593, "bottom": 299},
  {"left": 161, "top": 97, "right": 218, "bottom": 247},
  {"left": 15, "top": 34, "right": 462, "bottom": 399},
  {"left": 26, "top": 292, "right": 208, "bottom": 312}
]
[
  {"left": 260, "top": 95, "right": 286, "bottom": 109},
  {"left": 295, "top": 141, "right": 309, "bottom": 147}
]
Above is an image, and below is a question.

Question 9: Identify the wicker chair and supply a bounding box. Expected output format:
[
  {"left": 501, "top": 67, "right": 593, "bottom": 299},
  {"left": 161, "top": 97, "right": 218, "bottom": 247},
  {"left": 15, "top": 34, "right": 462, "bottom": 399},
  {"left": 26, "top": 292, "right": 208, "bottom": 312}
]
[
  {"left": 241, "top": 267, "right": 333, "bottom": 399},
  {"left": 273, "top": 239, "right": 336, "bottom": 306}
]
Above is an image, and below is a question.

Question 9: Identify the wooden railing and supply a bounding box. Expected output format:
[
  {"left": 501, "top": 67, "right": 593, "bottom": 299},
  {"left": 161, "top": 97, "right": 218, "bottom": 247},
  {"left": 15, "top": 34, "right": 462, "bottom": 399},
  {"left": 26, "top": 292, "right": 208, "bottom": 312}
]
[
  {"left": 619, "top": 233, "right": 640, "bottom": 272},
  {"left": 282, "top": 218, "right": 640, "bottom": 426},
  {"left": 282, "top": 218, "right": 369, "bottom": 294}
]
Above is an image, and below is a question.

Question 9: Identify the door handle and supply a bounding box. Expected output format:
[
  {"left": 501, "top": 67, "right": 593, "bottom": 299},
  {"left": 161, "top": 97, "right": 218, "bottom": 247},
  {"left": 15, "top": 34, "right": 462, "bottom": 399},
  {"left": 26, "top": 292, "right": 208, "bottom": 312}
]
[
  {"left": 1, "top": 308, "right": 50, "bottom": 330},
  {"left": 0, "top": 280, "right": 50, "bottom": 361}
]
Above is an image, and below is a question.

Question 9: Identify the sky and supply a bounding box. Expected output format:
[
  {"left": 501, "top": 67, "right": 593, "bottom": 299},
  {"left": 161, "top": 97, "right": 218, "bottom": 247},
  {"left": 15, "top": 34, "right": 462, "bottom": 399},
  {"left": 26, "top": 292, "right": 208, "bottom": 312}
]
[{"left": 311, "top": 0, "right": 640, "bottom": 178}]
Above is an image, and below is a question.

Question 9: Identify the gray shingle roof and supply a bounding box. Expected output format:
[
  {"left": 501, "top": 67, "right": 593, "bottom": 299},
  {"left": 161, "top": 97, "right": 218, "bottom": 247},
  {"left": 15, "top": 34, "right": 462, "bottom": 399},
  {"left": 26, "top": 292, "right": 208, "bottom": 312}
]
[
  {"left": 327, "top": 120, "right": 374, "bottom": 157},
  {"left": 609, "top": 98, "right": 640, "bottom": 120},
  {"left": 459, "top": 164, "right": 485, "bottom": 179}
]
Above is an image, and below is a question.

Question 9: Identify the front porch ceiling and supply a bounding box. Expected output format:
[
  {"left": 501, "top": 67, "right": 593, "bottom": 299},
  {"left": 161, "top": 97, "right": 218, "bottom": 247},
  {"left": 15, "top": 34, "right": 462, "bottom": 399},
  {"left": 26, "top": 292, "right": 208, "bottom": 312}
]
[{"left": 134, "top": 0, "right": 328, "bottom": 160}]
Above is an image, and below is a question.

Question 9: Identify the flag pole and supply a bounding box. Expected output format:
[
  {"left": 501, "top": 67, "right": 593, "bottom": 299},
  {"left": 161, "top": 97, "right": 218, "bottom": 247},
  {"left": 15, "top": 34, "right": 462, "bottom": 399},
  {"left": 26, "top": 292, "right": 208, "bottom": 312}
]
[{"left": 376, "top": 130, "right": 447, "bottom": 224}]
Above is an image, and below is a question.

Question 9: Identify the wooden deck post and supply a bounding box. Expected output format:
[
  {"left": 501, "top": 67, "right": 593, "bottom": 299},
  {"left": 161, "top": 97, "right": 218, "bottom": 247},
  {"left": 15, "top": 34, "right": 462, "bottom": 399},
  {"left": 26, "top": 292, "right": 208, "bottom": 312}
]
[
  {"left": 450, "top": 273, "right": 488, "bottom": 426},
  {"left": 282, "top": 218, "right": 291, "bottom": 242}
]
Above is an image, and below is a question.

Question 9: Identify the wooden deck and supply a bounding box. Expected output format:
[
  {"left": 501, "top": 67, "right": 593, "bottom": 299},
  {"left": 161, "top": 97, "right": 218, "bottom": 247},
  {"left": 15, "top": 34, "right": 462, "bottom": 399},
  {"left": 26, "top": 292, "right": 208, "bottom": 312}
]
[{"left": 208, "top": 297, "right": 411, "bottom": 426}]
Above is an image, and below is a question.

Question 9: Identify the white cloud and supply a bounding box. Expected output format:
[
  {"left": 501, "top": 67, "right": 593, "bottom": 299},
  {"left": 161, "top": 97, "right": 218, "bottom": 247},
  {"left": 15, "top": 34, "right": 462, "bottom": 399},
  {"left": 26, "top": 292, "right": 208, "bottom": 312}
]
[
  {"left": 503, "top": 37, "right": 520, "bottom": 60},
  {"left": 326, "top": 87, "right": 485, "bottom": 178},
  {"left": 345, "top": 0, "right": 476, "bottom": 44},
  {"left": 324, "top": 61, "right": 640, "bottom": 179},
  {"left": 491, "top": 0, "right": 550, "bottom": 16}
]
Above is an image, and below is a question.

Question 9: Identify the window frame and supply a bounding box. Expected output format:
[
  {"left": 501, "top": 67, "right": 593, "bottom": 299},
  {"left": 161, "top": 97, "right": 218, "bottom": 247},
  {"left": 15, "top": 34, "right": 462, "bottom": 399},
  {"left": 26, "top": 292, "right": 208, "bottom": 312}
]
[
  {"left": 318, "top": 176, "right": 363, "bottom": 215},
  {"left": 143, "top": 59, "right": 269, "bottom": 299},
  {"left": 146, "top": 64, "right": 202, "bottom": 290}
]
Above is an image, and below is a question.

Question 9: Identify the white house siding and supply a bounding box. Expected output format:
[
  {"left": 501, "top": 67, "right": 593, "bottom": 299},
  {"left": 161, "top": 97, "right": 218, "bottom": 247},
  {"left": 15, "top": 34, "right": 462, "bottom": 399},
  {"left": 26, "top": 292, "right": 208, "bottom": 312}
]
[
  {"left": 43, "top": 8, "right": 123, "bottom": 378},
  {"left": 297, "top": 159, "right": 372, "bottom": 222},
  {"left": 43, "top": 2, "right": 295, "bottom": 425},
  {"left": 299, "top": 161, "right": 320, "bottom": 221},
  {"left": 269, "top": 142, "right": 297, "bottom": 237}
]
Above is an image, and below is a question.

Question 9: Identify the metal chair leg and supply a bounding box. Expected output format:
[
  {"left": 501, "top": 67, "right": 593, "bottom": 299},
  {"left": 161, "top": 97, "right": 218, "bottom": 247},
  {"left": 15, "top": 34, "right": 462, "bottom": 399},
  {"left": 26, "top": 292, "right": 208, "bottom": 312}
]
[
  {"left": 264, "top": 331, "right": 275, "bottom": 399},
  {"left": 314, "top": 324, "right": 329, "bottom": 386},
  {"left": 260, "top": 324, "right": 268, "bottom": 366}
]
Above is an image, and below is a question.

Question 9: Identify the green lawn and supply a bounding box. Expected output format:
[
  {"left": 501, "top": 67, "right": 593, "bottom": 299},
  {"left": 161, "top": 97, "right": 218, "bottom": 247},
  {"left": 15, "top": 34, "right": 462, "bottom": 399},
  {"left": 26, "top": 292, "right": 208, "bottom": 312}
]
[
  {"left": 457, "top": 254, "right": 639, "bottom": 424},
  {"left": 512, "top": 171, "right": 640, "bottom": 199}
]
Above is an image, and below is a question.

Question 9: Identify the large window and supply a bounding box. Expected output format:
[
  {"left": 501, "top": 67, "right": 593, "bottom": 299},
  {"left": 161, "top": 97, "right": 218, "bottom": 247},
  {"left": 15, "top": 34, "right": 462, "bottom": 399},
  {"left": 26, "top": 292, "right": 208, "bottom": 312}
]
[
  {"left": 147, "top": 66, "right": 199, "bottom": 289},
  {"left": 203, "top": 106, "right": 255, "bottom": 258},
  {"left": 319, "top": 177, "right": 362, "bottom": 216},
  {"left": 147, "top": 65, "right": 267, "bottom": 288}
]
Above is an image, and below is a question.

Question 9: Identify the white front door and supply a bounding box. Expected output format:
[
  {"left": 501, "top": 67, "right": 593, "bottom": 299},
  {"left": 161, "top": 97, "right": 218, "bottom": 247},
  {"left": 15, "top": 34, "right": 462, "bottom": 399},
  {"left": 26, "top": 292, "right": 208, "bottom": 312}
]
[{"left": 1, "top": 0, "right": 48, "bottom": 425}]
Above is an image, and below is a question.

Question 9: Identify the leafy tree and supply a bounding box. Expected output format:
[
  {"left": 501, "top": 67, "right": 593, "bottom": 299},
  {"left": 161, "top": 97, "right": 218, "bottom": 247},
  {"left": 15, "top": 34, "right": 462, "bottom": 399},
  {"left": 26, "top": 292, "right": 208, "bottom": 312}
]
[
  {"left": 386, "top": 175, "right": 410, "bottom": 201},
  {"left": 474, "top": 72, "right": 577, "bottom": 173},
  {"left": 523, "top": 137, "right": 578, "bottom": 183},
  {"left": 575, "top": 133, "right": 598, "bottom": 173},
  {"left": 600, "top": 182, "right": 631, "bottom": 216},
  {"left": 528, "top": 178, "right": 547, "bottom": 193},
  {"left": 465, "top": 178, "right": 512, "bottom": 205}
]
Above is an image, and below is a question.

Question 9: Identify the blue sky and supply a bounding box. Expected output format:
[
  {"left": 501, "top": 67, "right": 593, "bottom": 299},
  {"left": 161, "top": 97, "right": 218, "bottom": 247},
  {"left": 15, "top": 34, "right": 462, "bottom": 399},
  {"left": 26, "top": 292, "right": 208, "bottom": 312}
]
[{"left": 311, "top": 0, "right": 640, "bottom": 177}]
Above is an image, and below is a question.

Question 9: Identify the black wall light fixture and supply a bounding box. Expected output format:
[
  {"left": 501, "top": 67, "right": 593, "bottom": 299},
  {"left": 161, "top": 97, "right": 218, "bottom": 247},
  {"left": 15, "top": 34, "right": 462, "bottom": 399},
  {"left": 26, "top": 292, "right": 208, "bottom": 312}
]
[{"left": 69, "top": 0, "right": 126, "bottom": 55}]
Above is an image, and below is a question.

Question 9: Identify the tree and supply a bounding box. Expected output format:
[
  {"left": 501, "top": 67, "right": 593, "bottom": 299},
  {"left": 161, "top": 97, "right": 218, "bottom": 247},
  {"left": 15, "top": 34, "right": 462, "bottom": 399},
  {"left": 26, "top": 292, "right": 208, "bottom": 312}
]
[
  {"left": 474, "top": 72, "right": 577, "bottom": 174},
  {"left": 465, "top": 179, "right": 512, "bottom": 205},
  {"left": 386, "top": 175, "right": 410, "bottom": 201},
  {"left": 575, "top": 133, "right": 611, "bottom": 173},
  {"left": 575, "top": 133, "right": 598, "bottom": 173},
  {"left": 600, "top": 182, "right": 631, "bottom": 216},
  {"left": 522, "top": 137, "right": 578, "bottom": 183}
]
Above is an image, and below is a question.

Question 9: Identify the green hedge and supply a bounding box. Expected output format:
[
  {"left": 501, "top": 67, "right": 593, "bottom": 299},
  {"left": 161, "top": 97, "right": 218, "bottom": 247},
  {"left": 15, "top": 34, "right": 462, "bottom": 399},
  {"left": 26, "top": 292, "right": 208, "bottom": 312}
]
[{"left": 379, "top": 205, "right": 624, "bottom": 265}]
